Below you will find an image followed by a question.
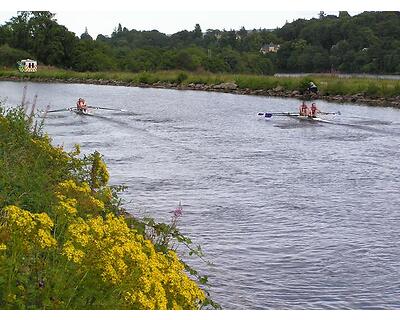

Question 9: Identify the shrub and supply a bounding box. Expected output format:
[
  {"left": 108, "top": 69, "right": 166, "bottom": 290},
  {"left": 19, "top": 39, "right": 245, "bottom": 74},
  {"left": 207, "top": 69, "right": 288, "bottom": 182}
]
[
  {"left": 176, "top": 71, "right": 188, "bottom": 84},
  {"left": 0, "top": 105, "right": 209, "bottom": 309}
]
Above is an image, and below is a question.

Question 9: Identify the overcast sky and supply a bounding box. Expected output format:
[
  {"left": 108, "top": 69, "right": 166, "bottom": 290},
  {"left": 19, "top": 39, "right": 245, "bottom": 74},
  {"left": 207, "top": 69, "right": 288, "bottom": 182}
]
[
  {"left": 0, "top": 0, "right": 396, "bottom": 38},
  {"left": 0, "top": 11, "right": 338, "bottom": 37}
]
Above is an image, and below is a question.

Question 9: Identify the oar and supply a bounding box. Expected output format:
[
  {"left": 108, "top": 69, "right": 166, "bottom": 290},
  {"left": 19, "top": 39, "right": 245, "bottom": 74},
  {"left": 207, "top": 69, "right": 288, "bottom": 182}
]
[
  {"left": 87, "top": 106, "right": 127, "bottom": 112},
  {"left": 319, "top": 111, "right": 341, "bottom": 115},
  {"left": 46, "top": 107, "right": 73, "bottom": 113},
  {"left": 258, "top": 112, "right": 300, "bottom": 117}
]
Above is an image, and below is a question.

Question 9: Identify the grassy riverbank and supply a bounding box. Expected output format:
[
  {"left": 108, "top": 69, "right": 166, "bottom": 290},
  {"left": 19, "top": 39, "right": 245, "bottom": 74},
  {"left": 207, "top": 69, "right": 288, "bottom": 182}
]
[
  {"left": 1, "top": 68, "right": 400, "bottom": 99},
  {"left": 0, "top": 105, "right": 210, "bottom": 309},
  {"left": 1, "top": 68, "right": 400, "bottom": 109}
]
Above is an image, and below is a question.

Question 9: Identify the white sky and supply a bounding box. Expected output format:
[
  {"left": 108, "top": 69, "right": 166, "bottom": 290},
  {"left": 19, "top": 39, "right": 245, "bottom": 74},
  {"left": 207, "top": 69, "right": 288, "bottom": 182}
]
[
  {"left": 1, "top": 11, "right": 332, "bottom": 37},
  {"left": 0, "top": 0, "right": 397, "bottom": 38}
]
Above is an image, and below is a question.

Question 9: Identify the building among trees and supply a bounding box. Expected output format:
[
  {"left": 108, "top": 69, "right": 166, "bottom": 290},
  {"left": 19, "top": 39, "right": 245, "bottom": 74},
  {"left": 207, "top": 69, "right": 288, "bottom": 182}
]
[{"left": 259, "top": 43, "right": 280, "bottom": 54}]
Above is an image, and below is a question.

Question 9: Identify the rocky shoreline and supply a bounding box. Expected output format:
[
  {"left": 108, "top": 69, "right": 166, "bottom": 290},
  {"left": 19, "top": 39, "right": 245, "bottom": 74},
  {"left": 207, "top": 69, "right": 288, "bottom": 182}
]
[{"left": 2, "top": 76, "right": 400, "bottom": 108}]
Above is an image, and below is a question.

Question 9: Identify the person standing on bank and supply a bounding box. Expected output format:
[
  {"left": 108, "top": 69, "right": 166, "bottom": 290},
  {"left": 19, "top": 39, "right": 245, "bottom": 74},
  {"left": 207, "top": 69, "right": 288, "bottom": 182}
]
[{"left": 308, "top": 81, "right": 318, "bottom": 94}]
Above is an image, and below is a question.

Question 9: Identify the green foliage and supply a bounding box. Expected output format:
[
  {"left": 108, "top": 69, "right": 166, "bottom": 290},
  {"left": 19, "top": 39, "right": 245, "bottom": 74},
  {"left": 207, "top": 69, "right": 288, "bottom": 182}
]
[
  {"left": 2, "top": 11, "right": 400, "bottom": 74},
  {"left": 0, "top": 103, "right": 215, "bottom": 309},
  {"left": 0, "top": 106, "right": 75, "bottom": 212},
  {"left": 365, "top": 82, "right": 380, "bottom": 96},
  {"left": 234, "top": 75, "right": 277, "bottom": 90},
  {"left": 89, "top": 151, "right": 109, "bottom": 189},
  {"left": 0, "top": 44, "right": 33, "bottom": 67},
  {"left": 176, "top": 71, "right": 188, "bottom": 84},
  {"left": 324, "top": 80, "right": 347, "bottom": 95}
]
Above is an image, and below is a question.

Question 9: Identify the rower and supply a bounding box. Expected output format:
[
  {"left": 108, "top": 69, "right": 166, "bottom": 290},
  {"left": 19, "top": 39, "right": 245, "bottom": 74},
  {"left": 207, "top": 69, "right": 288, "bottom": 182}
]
[
  {"left": 310, "top": 103, "right": 319, "bottom": 117},
  {"left": 76, "top": 98, "right": 88, "bottom": 112},
  {"left": 299, "top": 101, "right": 309, "bottom": 116}
]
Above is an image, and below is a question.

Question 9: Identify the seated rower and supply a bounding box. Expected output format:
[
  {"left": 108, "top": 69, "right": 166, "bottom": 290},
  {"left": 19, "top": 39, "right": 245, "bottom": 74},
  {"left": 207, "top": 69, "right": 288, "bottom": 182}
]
[
  {"left": 310, "top": 103, "right": 319, "bottom": 117},
  {"left": 299, "top": 101, "right": 309, "bottom": 116},
  {"left": 76, "top": 98, "right": 88, "bottom": 112}
]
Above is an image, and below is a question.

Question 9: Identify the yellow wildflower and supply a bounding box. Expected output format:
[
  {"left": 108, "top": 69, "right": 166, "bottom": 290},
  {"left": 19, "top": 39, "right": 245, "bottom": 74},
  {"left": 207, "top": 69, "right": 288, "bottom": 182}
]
[
  {"left": 55, "top": 180, "right": 105, "bottom": 217},
  {"left": 60, "top": 212, "right": 205, "bottom": 309},
  {"left": 63, "top": 241, "right": 85, "bottom": 263},
  {"left": 37, "top": 229, "right": 57, "bottom": 249},
  {"left": 1, "top": 206, "right": 57, "bottom": 251}
]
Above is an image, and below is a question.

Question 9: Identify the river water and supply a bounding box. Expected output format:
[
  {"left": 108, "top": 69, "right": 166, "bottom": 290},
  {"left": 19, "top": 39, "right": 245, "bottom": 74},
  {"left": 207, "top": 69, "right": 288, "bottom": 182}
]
[{"left": 1, "top": 81, "right": 400, "bottom": 309}]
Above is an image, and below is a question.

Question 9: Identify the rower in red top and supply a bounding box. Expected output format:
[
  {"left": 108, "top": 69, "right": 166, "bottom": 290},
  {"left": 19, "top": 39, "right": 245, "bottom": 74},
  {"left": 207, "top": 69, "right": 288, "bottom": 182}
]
[
  {"left": 299, "top": 101, "right": 309, "bottom": 116},
  {"left": 310, "top": 103, "right": 319, "bottom": 117},
  {"left": 76, "top": 98, "right": 88, "bottom": 112}
]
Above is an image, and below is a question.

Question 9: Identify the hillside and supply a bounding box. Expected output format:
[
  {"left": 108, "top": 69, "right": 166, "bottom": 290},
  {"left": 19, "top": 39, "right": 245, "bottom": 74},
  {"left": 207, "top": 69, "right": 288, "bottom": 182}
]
[{"left": 0, "top": 11, "right": 399, "bottom": 74}]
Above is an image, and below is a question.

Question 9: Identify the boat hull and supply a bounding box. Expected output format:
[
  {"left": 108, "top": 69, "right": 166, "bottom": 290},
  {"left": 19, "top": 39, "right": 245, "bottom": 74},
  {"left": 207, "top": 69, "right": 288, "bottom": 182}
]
[
  {"left": 289, "top": 115, "right": 324, "bottom": 122},
  {"left": 72, "top": 109, "right": 92, "bottom": 116}
]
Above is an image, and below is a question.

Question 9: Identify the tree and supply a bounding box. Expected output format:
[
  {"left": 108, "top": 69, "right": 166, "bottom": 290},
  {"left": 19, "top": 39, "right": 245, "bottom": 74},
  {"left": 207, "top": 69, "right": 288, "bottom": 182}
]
[
  {"left": 0, "top": 44, "right": 33, "bottom": 66},
  {"left": 193, "top": 24, "right": 202, "bottom": 40},
  {"left": 339, "top": 11, "right": 351, "bottom": 19},
  {"left": 244, "top": 53, "right": 274, "bottom": 75}
]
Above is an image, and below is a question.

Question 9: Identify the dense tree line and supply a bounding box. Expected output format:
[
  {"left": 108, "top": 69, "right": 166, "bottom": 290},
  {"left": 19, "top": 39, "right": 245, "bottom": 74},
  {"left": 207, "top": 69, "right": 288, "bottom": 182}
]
[
  {"left": 1, "top": 11, "right": 399, "bottom": 74},
  {"left": 275, "top": 11, "right": 400, "bottom": 73}
]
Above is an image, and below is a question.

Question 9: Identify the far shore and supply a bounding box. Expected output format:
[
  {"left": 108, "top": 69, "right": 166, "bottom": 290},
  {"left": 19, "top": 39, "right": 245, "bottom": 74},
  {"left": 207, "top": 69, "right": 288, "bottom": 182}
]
[{"left": 1, "top": 69, "right": 400, "bottom": 108}]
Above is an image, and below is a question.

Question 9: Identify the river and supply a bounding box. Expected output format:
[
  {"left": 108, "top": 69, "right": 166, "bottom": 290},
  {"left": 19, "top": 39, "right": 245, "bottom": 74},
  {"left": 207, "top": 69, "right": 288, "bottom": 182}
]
[{"left": 1, "top": 80, "right": 400, "bottom": 309}]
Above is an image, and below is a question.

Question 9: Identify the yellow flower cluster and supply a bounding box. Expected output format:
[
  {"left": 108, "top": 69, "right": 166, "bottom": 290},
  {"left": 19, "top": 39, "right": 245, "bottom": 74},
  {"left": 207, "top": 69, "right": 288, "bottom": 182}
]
[
  {"left": 55, "top": 180, "right": 105, "bottom": 218},
  {"left": 30, "top": 137, "right": 69, "bottom": 164},
  {"left": 62, "top": 213, "right": 205, "bottom": 309},
  {"left": 90, "top": 151, "right": 110, "bottom": 189},
  {"left": 1, "top": 205, "right": 57, "bottom": 250}
]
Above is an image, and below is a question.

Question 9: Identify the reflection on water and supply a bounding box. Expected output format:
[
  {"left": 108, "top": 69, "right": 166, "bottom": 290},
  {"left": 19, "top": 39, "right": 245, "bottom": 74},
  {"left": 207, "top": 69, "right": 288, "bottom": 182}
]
[{"left": 1, "top": 81, "right": 400, "bottom": 309}]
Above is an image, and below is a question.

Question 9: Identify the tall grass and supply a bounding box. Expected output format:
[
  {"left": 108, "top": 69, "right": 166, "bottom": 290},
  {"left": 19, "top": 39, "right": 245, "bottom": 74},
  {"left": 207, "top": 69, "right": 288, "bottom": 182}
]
[{"left": 1, "top": 68, "right": 400, "bottom": 98}]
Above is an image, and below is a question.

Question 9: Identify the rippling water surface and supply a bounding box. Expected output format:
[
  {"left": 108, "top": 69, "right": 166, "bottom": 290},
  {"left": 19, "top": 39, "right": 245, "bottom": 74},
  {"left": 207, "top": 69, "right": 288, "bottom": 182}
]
[{"left": 2, "top": 81, "right": 400, "bottom": 309}]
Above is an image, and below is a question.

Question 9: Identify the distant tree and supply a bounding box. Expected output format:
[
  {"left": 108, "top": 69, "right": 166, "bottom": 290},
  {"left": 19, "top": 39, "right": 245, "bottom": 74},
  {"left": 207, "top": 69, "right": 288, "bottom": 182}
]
[
  {"left": 244, "top": 52, "right": 274, "bottom": 75},
  {"left": 203, "top": 55, "right": 228, "bottom": 73},
  {"left": 193, "top": 24, "right": 202, "bottom": 39},
  {"left": 96, "top": 34, "right": 109, "bottom": 42},
  {"left": 339, "top": 11, "right": 351, "bottom": 19},
  {"left": 1, "top": 10, "right": 399, "bottom": 74},
  {"left": 0, "top": 44, "right": 33, "bottom": 66}
]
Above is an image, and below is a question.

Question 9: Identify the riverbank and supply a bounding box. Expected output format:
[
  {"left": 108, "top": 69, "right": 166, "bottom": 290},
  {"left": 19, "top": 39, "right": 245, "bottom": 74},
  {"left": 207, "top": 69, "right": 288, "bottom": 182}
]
[
  {"left": 1, "top": 69, "right": 400, "bottom": 108},
  {"left": 0, "top": 105, "right": 209, "bottom": 309}
]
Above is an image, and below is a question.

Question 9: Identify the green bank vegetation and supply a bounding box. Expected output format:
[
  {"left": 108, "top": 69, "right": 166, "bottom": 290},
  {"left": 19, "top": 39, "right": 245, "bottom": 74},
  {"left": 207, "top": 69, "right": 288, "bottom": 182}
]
[
  {"left": 0, "top": 104, "right": 217, "bottom": 309},
  {"left": 1, "top": 68, "right": 400, "bottom": 99}
]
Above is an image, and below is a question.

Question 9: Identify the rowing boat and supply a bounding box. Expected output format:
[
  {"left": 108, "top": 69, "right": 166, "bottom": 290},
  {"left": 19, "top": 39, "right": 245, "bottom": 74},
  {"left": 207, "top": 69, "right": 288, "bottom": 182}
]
[
  {"left": 71, "top": 108, "right": 93, "bottom": 116},
  {"left": 288, "top": 115, "right": 324, "bottom": 122},
  {"left": 46, "top": 105, "right": 127, "bottom": 115},
  {"left": 257, "top": 110, "right": 340, "bottom": 122}
]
